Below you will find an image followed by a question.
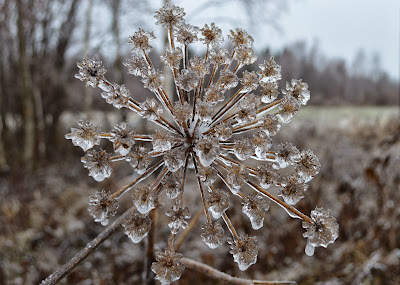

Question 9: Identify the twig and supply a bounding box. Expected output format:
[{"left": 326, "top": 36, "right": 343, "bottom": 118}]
[
  {"left": 181, "top": 257, "right": 296, "bottom": 285},
  {"left": 40, "top": 206, "right": 135, "bottom": 285},
  {"left": 175, "top": 208, "right": 203, "bottom": 251}
]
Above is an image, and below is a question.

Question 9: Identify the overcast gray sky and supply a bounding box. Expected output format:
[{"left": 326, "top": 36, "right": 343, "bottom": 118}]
[{"left": 167, "top": 0, "right": 399, "bottom": 81}]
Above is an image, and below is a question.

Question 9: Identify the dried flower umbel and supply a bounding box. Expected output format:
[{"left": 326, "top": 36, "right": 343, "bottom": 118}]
[{"left": 67, "top": 3, "right": 339, "bottom": 282}]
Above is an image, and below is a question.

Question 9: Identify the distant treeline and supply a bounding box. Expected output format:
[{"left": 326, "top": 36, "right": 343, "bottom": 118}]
[{"left": 261, "top": 41, "right": 398, "bottom": 105}]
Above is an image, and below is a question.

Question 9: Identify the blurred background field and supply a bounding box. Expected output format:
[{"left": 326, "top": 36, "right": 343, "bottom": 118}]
[{"left": 0, "top": 0, "right": 399, "bottom": 284}]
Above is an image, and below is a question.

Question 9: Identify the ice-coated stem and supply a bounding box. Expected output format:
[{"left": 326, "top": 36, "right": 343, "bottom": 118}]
[{"left": 246, "top": 179, "right": 312, "bottom": 223}]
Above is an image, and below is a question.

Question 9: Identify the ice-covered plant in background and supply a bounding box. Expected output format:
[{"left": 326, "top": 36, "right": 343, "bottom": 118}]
[{"left": 66, "top": 3, "right": 338, "bottom": 282}]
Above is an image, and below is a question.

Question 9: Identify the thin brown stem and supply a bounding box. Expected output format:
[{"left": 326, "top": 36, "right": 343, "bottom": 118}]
[
  {"left": 246, "top": 179, "right": 312, "bottom": 223},
  {"left": 222, "top": 212, "right": 239, "bottom": 239},
  {"left": 40, "top": 206, "right": 135, "bottom": 285},
  {"left": 181, "top": 257, "right": 297, "bottom": 285},
  {"left": 110, "top": 159, "right": 164, "bottom": 200},
  {"left": 175, "top": 208, "right": 203, "bottom": 251}
]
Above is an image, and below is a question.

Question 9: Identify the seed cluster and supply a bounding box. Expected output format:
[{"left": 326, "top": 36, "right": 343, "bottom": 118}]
[{"left": 67, "top": 3, "right": 339, "bottom": 282}]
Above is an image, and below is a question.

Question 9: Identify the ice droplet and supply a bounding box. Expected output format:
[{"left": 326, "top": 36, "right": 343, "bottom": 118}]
[{"left": 305, "top": 243, "right": 315, "bottom": 256}]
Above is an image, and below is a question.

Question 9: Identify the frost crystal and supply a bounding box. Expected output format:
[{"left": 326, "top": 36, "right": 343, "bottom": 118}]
[
  {"left": 81, "top": 149, "right": 112, "bottom": 182},
  {"left": 69, "top": 4, "right": 337, "bottom": 281},
  {"left": 228, "top": 235, "right": 259, "bottom": 271},
  {"left": 151, "top": 250, "right": 185, "bottom": 284},
  {"left": 122, "top": 210, "right": 152, "bottom": 243},
  {"left": 302, "top": 207, "right": 339, "bottom": 256},
  {"left": 201, "top": 222, "right": 224, "bottom": 248},
  {"left": 65, "top": 120, "right": 100, "bottom": 151},
  {"left": 88, "top": 190, "right": 118, "bottom": 226}
]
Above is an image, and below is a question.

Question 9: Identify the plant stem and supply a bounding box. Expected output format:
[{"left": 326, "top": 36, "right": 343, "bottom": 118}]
[{"left": 40, "top": 206, "right": 135, "bottom": 285}]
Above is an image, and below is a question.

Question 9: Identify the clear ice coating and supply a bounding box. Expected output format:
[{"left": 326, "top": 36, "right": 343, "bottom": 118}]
[
  {"left": 166, "top": 204, "right": 191, "bottom": 234},
  {"left": 242, "top": 194, "right": 270, "bottom": 230},
  {"left": 132, "top": 185, "right": 158, "bottom": 215},
  {"left": 161, "top": 172, "right": 182, "bottom": 199},
  {"left": 110, "top": 122, "right": 136, "bottom": 155},
  {"left": 81, "top": 149, "right": 112, "bottom": 182},
  {"left": 67, "top": 3, "right": 338, "bottom": 281},
  {"left": 88, "top": 189, "right": 118, "bottom": 226},
  {"left": 151, "top": 250, "right": 185, "bottom": 284},
  {"left": 302, "top": 207, "right": 339, "bottom": 256},
  {"left": 252, "top": 133, "right": 272, "bottom": 159},
  {"left": 201, "top": 222, "right": 224, "bottom": 249},
  {"left": 226, "top": 164, "right": 247, "bottom": 194},
  {"left": 207, "top": 189, "right": 230, "bottom": 219},
  {"left": 194, "top": 138, "right": 220, "bottom": 167},
  {"left": 122, "top": 210, "right": 152, "bottom": 243},
  {"left": 295, "top": 149, "right": 321, "bottom": 183},
  {"left": 233, "top": 138, "right": 254, "bottom": 161},
  {"left": 256, "top": 163, "right": 279, "bottom": 189},
  {"left": 279, "top": 176, "right": 308, "bottom": 205},
  {"left": 126, "top": 146, "right": 151, "bottom": 174},
  {"left": 65, "top": 120, "right": 100, "bottom": 151},
  {"left": 276, "top": 142, "right": 301, "bottom": 168},
  {"left": 152, "top": 130, "right": 172, "bottom": 152},
  {"left": 164, "top": 147, "right": 186, "bottom": 172},
  {"left": 228, "top": 235, "right": 259, "bottom": 271}
]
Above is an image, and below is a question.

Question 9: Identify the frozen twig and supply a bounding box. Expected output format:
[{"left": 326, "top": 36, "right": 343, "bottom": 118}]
[
  {"left": 181, "top": 257, "right": 296, "bottom": 285},
  {"left": 40, "top": 206, "right": 135, "bottom": 285}
]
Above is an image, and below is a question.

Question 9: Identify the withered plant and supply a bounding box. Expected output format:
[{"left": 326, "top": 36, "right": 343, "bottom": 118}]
[{"left": 43, "top": 4, "right": 338, "bottom": 284}]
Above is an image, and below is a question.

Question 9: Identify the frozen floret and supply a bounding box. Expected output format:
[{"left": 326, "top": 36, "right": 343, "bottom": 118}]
[
  {"left": 200, "top": 23, "right": 223, "bottom": 47},
  {"left": 65, "top": 120, "right": 100, "bottom": 151},
  {"left": 302, "top": 207, "right": 339, "bottom": 256},
  {"left": 151, "top": 250, "right": 185, "bottom": 284},
  {"left": 88, "top": 189, "right": 118, "bottom": 226},
  {"left": 81, "top": 149, "right": 112, "bottom": 182},
  {"left": 242, "top": 193, "right": 270, "bottom": 230},
  {"left": 132, "top": 185, "right": 158, "bottom": 215},
  {"left": 228, "top": 235, "right": 259, "bottom": 271},
  {"left": 110, "top": 122, "right": 135, "bottom": 155},
  {"left": 128, "top": 28, "right": 156, "bottom": 52},
  {"left": 201, "top": 222, "right": 224, "bottom": 248},
  {"left": 75, "top": 58, "right": 107, "bottom": 87},
  {"left": 166, "top": 204, "right": 191, "bottom": 234},
  {"left": 122, "top": 210, "right": 152, "bottom": 243}
]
